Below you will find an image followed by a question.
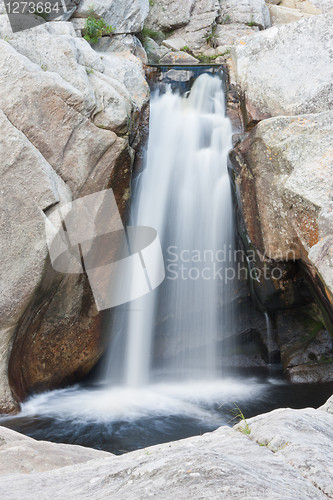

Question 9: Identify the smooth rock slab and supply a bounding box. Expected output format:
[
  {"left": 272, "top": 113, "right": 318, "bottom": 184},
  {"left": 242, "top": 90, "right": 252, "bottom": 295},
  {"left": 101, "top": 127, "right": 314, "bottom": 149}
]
[
  {"left": 231, "top": 14, "right": 333, "bottom": 121},
  {"left": 0, "top": 405, "right": 331, "bottom": 499},
  {"left": 237, "top": 407, "right": 333, "bottom": 498},
  {"left": 0, "top": 426, "right": 110, "bottom": 475}
]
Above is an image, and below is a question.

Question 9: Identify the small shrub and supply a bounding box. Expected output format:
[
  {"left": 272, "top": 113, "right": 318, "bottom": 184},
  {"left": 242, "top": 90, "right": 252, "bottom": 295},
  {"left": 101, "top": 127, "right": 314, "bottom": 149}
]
[
  {"left": 221, "top": 14, "right": 231, "bottom": 24},
  {"left": 180, "top": 45, "right": 191, "bottom": 53},
  {"left": 205, "top": 25, "right": 218, "bottom": 48},
  {"left": 83, "top": 14, "right": 114, "bottom": 45}
]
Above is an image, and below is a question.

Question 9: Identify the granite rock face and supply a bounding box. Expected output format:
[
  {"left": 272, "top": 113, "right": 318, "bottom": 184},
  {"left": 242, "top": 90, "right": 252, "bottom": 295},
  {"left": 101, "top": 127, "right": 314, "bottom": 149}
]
[
  {"left": 145, "top": 0, "right": 196, "bottom": 31},
  {"left": 230, "top": 111, "right": 333, "bottom": 380},
  {"left": 0, "top": 20, "right": 149, "bottom": 412}
]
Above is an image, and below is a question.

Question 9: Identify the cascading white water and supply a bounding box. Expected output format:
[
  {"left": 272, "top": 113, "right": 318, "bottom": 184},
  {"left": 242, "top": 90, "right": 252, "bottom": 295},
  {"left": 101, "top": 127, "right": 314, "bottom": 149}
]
[{"left": 106, "top": 72, "right": 235, "bottom": 387}]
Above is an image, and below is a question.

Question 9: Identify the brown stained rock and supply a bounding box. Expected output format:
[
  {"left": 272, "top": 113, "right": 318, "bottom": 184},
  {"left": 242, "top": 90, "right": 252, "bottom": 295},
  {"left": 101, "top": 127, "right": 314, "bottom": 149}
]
[
  {"left": 230, "top": 111, "right": 333, "bottom": 382},
  {"left": 231, "top": 112, "right": 332, "bottom": 265}
]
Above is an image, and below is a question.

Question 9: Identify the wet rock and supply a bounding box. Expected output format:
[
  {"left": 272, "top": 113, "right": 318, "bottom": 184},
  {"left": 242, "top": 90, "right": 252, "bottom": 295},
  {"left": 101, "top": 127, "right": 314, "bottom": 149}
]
[
  {"left": 287, "top": 363, "right": 333, "bottom": 383},
  {"left": 276, "top": 305, "right": 333, "bottom": 382},
  {"left": 231, "top": 14, "right": 333, "bottom": 122}
]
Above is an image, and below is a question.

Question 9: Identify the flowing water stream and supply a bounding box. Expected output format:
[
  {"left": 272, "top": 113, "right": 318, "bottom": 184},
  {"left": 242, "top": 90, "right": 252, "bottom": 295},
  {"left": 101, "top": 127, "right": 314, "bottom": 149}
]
[
  {"left": 106, "top": 71, "right": 234, "bottom": 387},
  {"left": 1, "top": 68, "right": 333, "bottom": 454}
]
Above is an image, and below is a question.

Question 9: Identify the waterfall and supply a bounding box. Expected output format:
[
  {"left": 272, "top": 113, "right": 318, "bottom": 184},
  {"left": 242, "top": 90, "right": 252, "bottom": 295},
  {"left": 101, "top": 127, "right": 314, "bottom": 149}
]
[
  {"left": 1, "top": 70, "right": 308, "bottom": 455},
  {"left": 105, "top": 71, "right": 235, "bottom": 387}
]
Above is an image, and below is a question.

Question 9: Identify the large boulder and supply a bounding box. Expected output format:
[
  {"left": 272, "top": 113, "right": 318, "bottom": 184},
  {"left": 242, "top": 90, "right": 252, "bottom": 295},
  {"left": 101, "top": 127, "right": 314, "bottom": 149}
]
[
  {"left": 0, "top": 402, "right": 333, "bottom": 498},
  {"left": 232, "top": 112, "right": 333, "bottom": 263},
  {"left": 73, "top": 0, "right": 150, "bottom": 34},
  {"left": 219, "top": 0, "right": 271, "bottom": 29},
  {"left": 145, "top": 0, "right": 196, "bottom": 32},
  {"left": 0, "top": 21, "right": 149, "bottom": 411},
  {"left": 231, "top": 14, "right": 333, "bottom": 124},
  {"left": 168, "top": 0, "right": 219, "bottom": 52},
  {"left": 268, "top": 4, "right": 313, "bottom": 25}
]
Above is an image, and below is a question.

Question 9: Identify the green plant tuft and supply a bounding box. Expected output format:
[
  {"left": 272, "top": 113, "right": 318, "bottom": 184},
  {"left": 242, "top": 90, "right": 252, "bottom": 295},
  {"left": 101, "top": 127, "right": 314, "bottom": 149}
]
[
  {"left": 180, "top": 45, "right": 191, "bottom": 53},
  {"left": 230, "top": 404, "right": 251, "bottom": 436},
  {"left": 205, "top": 25, "right": 218, "bottom": 48},
  {"left": 83, "top": 14, "right": 114, "bottom": 45}
]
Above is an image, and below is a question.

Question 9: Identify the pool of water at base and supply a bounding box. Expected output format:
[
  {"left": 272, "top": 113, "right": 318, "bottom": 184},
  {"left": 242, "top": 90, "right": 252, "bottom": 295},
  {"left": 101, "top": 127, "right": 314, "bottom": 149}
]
[{"left": 1, "top": 374, "right": 333, "bottom": 455}]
